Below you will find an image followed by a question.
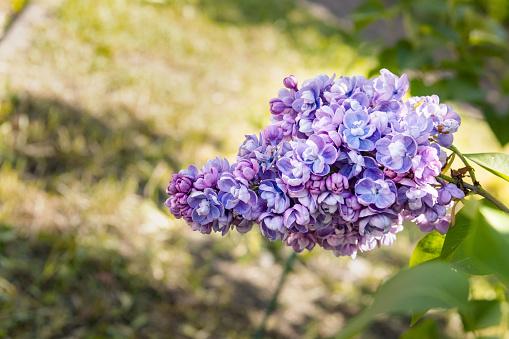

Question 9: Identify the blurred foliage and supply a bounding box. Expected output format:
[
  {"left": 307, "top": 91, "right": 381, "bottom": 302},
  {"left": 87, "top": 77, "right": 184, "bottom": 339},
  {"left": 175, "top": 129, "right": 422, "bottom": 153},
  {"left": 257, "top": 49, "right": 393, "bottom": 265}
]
[
  {"left": 352, "top": 0, "right": 509, "bottom": 146},
  {"left": 0, "top": 0, "right": 30, "bottom": 38}
]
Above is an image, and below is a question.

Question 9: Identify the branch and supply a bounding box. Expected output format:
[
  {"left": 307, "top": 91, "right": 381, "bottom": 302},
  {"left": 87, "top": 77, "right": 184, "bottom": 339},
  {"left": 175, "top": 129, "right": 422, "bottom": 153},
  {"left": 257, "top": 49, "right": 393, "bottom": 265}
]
[
  {"left": 437, "top": 174, "right": 509, "bottom": 214},
  {"left": 253, "top": 252, "right": 297, "bottom": 339},
  {"left": 447, "top": 144, "right": 478, "bottom": 185}
]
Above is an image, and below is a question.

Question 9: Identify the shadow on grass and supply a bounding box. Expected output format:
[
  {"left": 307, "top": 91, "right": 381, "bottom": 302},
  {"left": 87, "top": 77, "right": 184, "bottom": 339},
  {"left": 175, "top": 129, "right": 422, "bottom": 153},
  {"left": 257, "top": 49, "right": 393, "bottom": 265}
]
[
  {"left": 0, "top": 223, "right": 282, "bottom": 338},
  {"left": 3, "top": 94, "right": 180, "bottom": 186}
]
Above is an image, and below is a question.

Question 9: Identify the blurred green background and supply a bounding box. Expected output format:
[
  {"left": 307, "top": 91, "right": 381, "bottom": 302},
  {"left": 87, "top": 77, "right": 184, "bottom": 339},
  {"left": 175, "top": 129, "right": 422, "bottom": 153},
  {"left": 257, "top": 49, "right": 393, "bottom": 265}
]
[{"left": 0, "top": 0, "right": 508, "bottom": 338}]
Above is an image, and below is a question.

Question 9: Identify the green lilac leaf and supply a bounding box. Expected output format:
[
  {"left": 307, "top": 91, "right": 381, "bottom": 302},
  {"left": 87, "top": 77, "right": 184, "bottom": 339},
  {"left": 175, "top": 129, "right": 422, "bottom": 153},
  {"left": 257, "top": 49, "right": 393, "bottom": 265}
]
[
  {"left": 440, "top": 208, "right": 493, "bottom": 275},
  {"left": 335, "top": 262, "right": 469, "bottom": 339},
  {"left": 463, "top": 152, "right": 509, "bottom": 183},
  {"left": 401, "top": 319, "right": 440, "bottom": 339},
  {"left": 459, "top": 299, "right": 502, "bottom": 332},
  {"left": 469, "top": 208, "right": 509, "bottom": 283},
  {"left": 409, "top": 231, "right": 445, "bottom": 268}
]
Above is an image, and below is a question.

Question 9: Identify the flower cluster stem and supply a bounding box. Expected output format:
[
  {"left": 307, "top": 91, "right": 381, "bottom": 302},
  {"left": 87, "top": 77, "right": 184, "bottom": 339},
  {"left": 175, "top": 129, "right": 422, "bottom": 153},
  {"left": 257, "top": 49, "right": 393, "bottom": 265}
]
[
  {"left": 437, "top": 174, "right": 509, "bottom": 214},
  {"left": 448, "top": 144, "right": 478, "bottom": 185},
  {"left": 253, "top": 252, "right": 297, "bottom": 339}
]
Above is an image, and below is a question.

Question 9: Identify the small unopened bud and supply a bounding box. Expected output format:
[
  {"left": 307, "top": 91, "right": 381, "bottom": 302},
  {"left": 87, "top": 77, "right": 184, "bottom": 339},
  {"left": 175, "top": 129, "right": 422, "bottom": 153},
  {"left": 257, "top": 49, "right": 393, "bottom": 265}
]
[{"left": 283, "top": 75, "right": 298, "bottom": 91}]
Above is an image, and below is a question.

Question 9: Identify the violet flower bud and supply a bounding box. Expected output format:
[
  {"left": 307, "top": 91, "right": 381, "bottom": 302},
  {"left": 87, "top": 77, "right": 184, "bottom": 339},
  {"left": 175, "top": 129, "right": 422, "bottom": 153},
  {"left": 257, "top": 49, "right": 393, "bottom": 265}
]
[
  {"left": 326, "top": 173, "right": 349, "bottom": 194},
  {"left": 437, "top": 183, "right": 465, "bottom": 205},
  {"left": 269, "top": 98, "right": 287, "bottom": 115},
  {"left": 283, "top": 75, "right": 298, "bottom": 91}
]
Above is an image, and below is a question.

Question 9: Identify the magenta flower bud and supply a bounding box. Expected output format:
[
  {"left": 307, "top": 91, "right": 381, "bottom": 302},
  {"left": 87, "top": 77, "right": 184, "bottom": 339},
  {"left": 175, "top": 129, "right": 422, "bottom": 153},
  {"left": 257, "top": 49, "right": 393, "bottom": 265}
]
[
  {"left": 167, "top": 165, "right": 198, "bottom": 195},
  {"left": 283, "top": 75, "right": 298, "bottom": 91},
  {"left": 286, "top": 231, "right": 316, "bottom": 253},
  {"left": 306, "top": 174, "right": 326, "bottom": 194},
  {"left": 326, "top": 173, "right": 349, "bottom": 194},
  {"left": 262, "top": 125, "right": 284, "bottom": 146},
  {"left": 233, "top": 159, "right": 260, "bottom": 181},
  {"left": 269, "top": 98, "right": 286, "bottom": 115}
]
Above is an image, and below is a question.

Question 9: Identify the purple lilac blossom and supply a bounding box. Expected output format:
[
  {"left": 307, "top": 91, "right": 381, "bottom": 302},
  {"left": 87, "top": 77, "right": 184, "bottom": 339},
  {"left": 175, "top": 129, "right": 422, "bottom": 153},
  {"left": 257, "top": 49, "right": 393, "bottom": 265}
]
[
  {"left": 188, "top": 188, "right": 224, "bottom": 225},
  {"left": 411, "top": 146, "right": 441, "bottom": 185},
  {"left": 277, "top": 156, "right": 311, "bottom": 192},
  {"left": 217, "top": 173, "right": 257, "bottom": 215},
  {"left": 326, "top": 173, "right": 349, "bottom": 194},
  {"left": 292, "top": 80, "right": 322, "bottom": 117},
  {"left": 194, "top": 158, "right": 230, "bottom": 190},
  {"left": 374, "top": 69, "right": 409, "bottom": 101},
  {"left": 238, "top": 134, "right": 261, "bottom": 160},
  {"left": 167, "top": 164, "right": 198, "bottom": 195},
  {"left": 355, "top": 173, "right": 397, "bottom": 210},
  {"left": 293, "top": 135, "right": 338, "bottom": 175},
  {"left": 284, "top": 204, "right": 312, "bottom": 233},
  {"left": 259, "top": 179, "right": 290, "bottom": 214},
  {"left": 341, "top": 108, "right": 380, "bottom": 151},
  {"left": 286, "top": 231, "right": 316, "bottom": 253},
  {"left": 233, "top": 159, "right": 260, "bottom": 181},
  {"left": 166, "top": 68, "right": 466, "bottom": 259},
  {"left": 336, "top": 150, "right": 378, "bottom": 179},
  {"left": 375, "top": 134, "right": 417, "bottom": 173},
  {"left": 437, "top": 182, "right": 466, "bottom": 205},
  {"left": 258, "top": 213, "right": 284, "bottom": 240}
]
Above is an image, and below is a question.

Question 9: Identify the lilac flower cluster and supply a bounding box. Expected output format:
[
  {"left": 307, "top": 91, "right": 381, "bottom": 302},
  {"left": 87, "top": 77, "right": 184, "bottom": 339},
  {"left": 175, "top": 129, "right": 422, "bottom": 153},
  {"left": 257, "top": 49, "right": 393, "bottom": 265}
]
[{"left": 165, "top": 69, "right": 465, "bottom": 258}]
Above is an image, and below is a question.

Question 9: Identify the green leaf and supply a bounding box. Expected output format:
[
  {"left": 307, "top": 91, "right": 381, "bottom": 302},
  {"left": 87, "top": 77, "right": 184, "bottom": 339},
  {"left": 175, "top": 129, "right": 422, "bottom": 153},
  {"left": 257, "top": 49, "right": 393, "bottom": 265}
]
[
  {"left": 410, "top": 311, "right": 427, "bottom": 327},
  {"left": 479, "top": 206, "right": 509, "bottom": 236},
  {"left": 401, "top": 319, "right": 440, "bottom": 339},
  {"left": 440, "top": 209, "right": 493, "bottom": 275},
  {"left": 469, "top": 208, "right": 509, "bottom": 282},
  {"left": 335, "top": 262, "right": 469, "bottom": 339},
  {"left": 463, "top": 152, "right": 509, "bottom": 182},
  {"left": 409, "top": 231, "right": 445, "bottom": 267},
  {"left": 459, "top": 299, "right": 502, "bottom": 331}
]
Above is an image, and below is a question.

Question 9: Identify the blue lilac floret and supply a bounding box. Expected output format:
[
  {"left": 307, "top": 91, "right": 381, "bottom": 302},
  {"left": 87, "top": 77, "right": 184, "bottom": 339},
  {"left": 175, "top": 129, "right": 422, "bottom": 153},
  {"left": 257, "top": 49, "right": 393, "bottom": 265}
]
[
  {"left": 375, "top": 134, "right": 417, "bottom": 173},
  {"left": 165, "top": 68, "right": 464, "bottom": 259},
  {"left": 341, "top": 108, "right": 380, "bottom": 151}
]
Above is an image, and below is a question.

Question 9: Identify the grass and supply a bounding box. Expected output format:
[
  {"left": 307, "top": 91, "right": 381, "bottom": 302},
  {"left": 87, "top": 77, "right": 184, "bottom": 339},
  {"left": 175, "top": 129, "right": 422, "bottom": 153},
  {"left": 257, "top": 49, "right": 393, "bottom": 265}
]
[{"left": 0, "top": 0, "right": 507, "bottom": 337}]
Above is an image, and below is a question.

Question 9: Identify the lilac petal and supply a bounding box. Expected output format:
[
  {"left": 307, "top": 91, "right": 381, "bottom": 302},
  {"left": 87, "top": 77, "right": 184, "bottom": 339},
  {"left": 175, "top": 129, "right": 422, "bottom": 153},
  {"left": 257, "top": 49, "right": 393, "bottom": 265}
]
[
  {"left": 438, "top": 190, "right": 452, "bottom": 205},
  {"left": 375, "top": 192, "right": 395, "bottom": 209},
  {"left": 364, "top": 156, "right": 378, "bottom": 168},
  {"left": 266, "top": 215, "right": 285, "bottom": 232},
  {"left": 398, "top": 157, "right": 413, "bottom": 173},
  {"left": 436, "top": 220, "right": 450, "bottom": 235},
  {"left": 437, "top": 133, "right": 454, "bottom": 148},
  {"left": 309, "top": 134, "right": 325, "bottom": 150},
  {"left": 375, "top": 137, "right": 391, "bottom": 154},
  {"left": 403, "top": 136, "right": 417, "bottom": 156},
  {"left": 345, "top": 132, "right": 361, "bottom": 150},
  {"left": 274, "top": 196, "right": 289, "bottom": 214},
  {"left": 363, "top": 168, "right": 384, "bottom": 181},
  {"left": 357, "top": 138, "right": 375, "bottom": 152},
  {"left": 217, "top": 177, "right": 236, "bottom": 192},
  {"left": 311, "top": 159, "right": 324, "bottom": 175},
  {"left": 351, "top": 92, "right": 369, "bottom": 106},
  {"left": 322, "top": 144, "right": 338, "bottom": 164},
  {"left": 370, "top": 214, "right": 391, "bottom": 231},
  {"left": 284, "top": 210, "right": 297, "bottom": 228},
  {"left": 355, "top": 178, "right": 374, "bottom": 196},
  {"left": 187, "top": 192, "right": 204, "bottom": 208},
  {"left": 277, "top": 157, "right": 293, "bottom": 174},
  {"left": 294, "top": 205, "right": 310, "bottom": 225}
]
